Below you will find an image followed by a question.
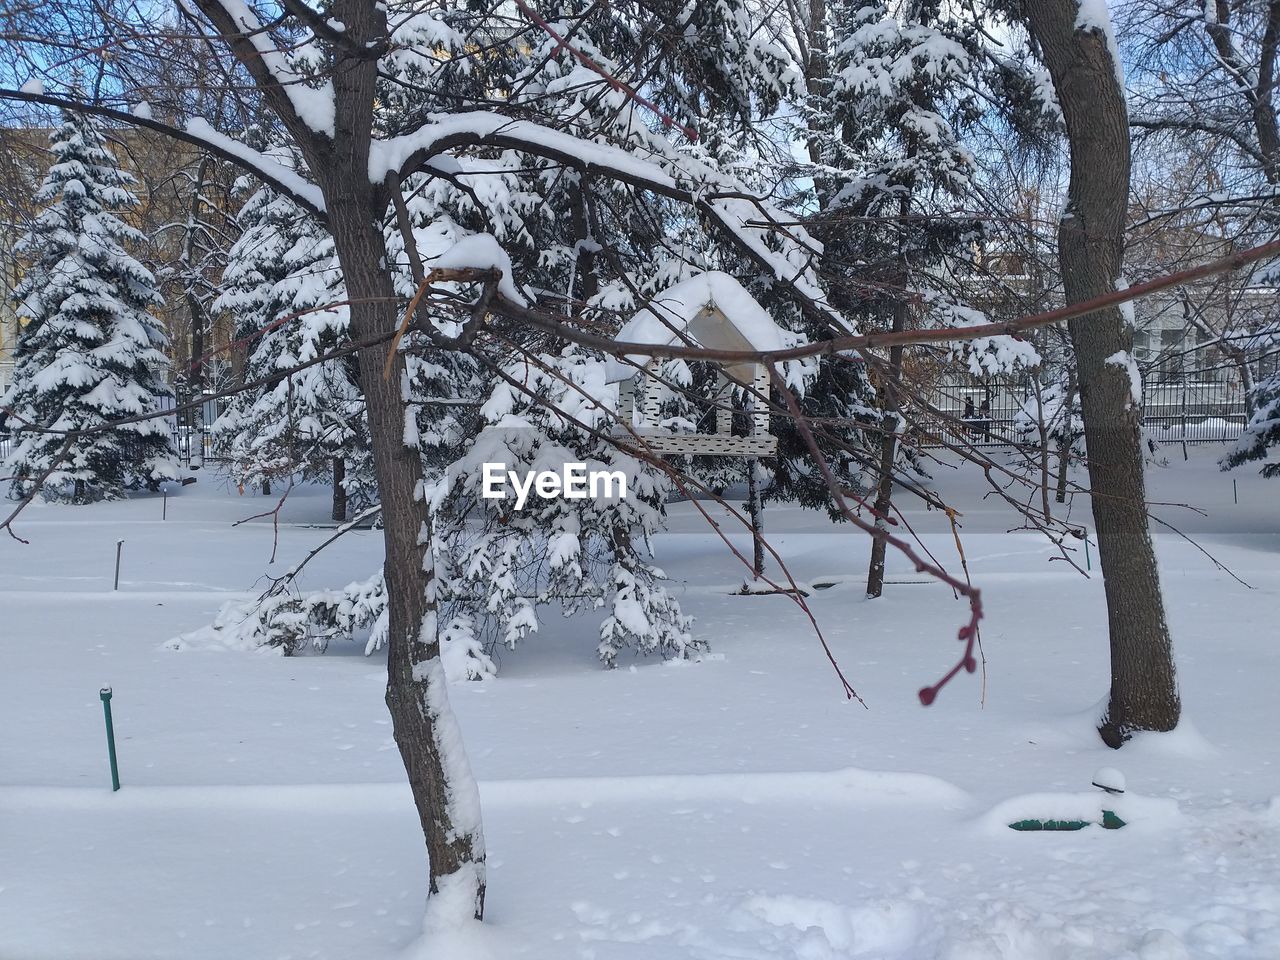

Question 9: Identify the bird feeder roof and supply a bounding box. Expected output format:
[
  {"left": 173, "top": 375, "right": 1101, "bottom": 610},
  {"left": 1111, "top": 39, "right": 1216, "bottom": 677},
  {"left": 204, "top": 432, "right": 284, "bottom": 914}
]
[{"left": 604, "top": 272, "right": 795, "bottom": 383}]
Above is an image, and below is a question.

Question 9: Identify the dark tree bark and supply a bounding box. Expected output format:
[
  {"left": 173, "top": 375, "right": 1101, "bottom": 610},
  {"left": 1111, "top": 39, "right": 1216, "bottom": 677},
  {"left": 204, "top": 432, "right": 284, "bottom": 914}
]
[
  {"left": 1054, "top": 367, "right": 1077, "bottom": 505},
  {"left": 331, "top": 457, "right": 347, "bottom": 523},
  {"left": 181, "top": 155, "right": 213, "bottom": 470},
  {"left": 333, "top": 208, "right": 484, "bottom": 914},
  {"left": 746, "top": 464, "right": 765, "bottom": 579},
  {"left": 192, "top": 0, "right": 486, "bottom": 917},
  {"left": 1031, "top": 376, "right": 1053, "bottom": 522},
  {"left": 864, "top": 321, "right": 904, "bottom": 598},
  {"left": 1023, "top": 0, "right": 1180, "bottom": 746}
]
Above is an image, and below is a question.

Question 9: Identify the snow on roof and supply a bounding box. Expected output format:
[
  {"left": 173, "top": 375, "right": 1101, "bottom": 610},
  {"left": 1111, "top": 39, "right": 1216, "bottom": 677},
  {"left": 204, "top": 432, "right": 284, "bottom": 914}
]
[{"left": 605, "top": 272, "right": 792, "bottom": 383}]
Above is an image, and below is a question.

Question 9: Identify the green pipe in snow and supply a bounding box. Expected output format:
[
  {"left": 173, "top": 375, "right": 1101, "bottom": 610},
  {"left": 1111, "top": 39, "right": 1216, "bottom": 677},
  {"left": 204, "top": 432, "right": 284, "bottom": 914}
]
[
  {"left": 100, "top": 687, "right": 120, "bottom": 792},
  {"left": 1008, "top": 811, "right": 1125, "bottom": 831}
]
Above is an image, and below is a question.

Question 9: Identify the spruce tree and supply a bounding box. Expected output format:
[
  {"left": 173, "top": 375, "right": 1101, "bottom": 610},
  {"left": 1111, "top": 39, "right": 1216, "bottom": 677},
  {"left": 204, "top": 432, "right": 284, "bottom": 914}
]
[
  {"left": 1225, "top": 360, "right": 1280, "bottom": 477},
  {"left": 213, "top": 179, "right": 373, "bottom": 511},
  {"left": 2, "top": 110, "right": 177, "bottom": 502}
]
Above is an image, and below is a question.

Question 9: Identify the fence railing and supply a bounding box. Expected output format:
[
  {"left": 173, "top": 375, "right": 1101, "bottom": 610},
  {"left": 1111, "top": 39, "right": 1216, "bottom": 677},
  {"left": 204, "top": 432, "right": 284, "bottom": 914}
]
[
  {"left": 0, "top": 427, "right": 222, "bottom": 465},
  {"left": 0, "top": 379, "right": 1253, "bottom": 469},
  {"left": 0, "top": 389, "right": 227, "bottom": 467},
  {"left": 922, "top": 378, "right": 1249, "bottom": 449}
]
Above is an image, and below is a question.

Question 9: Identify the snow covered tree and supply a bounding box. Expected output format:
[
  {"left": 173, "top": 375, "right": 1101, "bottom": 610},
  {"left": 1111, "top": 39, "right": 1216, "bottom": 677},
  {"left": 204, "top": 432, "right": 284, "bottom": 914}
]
[
  {"left": 213, "top": 175, "right": 373, "bottom": 516},
  {"left": 1, "top": 109, "right": 177, "bottom": 502},
  {"left": 1225, "top": 313, "right": 1280, "bottom": 477},
  {"left": 431, "top": 348, "right": 698, "bottom": 668},
  {"left": 801, "top": 0, "right": 998, "bottom": 595}
]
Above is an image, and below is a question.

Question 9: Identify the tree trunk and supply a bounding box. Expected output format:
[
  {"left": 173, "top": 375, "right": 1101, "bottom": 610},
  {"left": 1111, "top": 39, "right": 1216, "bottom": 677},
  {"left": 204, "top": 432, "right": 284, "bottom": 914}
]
[
  {"left": 865, "top": 327, "right": 905, "bottom": 599},
  {"left": 1032, "top": 376, "right": 1052, "bottom": 522},
  {"left": 746, "top": 463, "right": 765, "bottom": 579},
  {"left": 802, "top": 0, "right": 831, "bottom": 170},
  {"left": 325, "top": 195, "right": 486, "bottom": 915},
  {"left": 182, "top": 155, "right": 212, "bottom": 471},
  {"left": 332, "top": 456, "right": 347, "bottom": 523},
  {"left": 1234, "top": 353, "right": 1257, "bottom": 418},
  {"left": 307, "top": 0, "right": 485, "bottom": 918},
  {"left": 1023, "top": 0, "right": 1180, "bottom": 746},
  {"left": 1054, "top": 368, "right": 1077, "bottom": 504}
]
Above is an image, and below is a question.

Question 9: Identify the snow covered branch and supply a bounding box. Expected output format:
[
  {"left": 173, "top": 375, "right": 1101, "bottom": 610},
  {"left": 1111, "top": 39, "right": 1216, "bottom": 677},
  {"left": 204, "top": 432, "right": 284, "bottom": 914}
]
[{"left": 0, "top": 88, "right": 327, "bottom": 217}]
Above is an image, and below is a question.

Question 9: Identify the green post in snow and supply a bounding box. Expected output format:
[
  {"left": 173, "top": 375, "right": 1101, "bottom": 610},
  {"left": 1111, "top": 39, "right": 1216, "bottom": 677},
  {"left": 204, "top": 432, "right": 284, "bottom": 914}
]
[{"left": 100, "top": 687, "right": 120, "bottom": 791}]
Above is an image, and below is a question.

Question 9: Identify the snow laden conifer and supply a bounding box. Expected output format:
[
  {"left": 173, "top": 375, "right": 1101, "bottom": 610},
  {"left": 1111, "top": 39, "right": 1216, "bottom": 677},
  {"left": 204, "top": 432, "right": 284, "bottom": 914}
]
[
  {"left": 431, "top": 349, "right": 698, "bottom": 668},
  {"left": 213, "top": 177, "right": 373, "bottom": 513},
  {"left": 1224, "top": 323, "right": 1280, "bottom": 477},
  {"left": 1, "top": 110, "right": 177, "bottom": 501}
]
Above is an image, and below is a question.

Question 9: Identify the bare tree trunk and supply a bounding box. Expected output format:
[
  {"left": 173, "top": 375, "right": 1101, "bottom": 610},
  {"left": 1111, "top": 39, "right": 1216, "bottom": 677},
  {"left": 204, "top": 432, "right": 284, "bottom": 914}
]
[
  {"left": 1234, "top": 353, "right": 1257, "bottom": 417},
  {"left": 1054, "top": 367, "right": 1077, "bottom": 504},
  {"left": 866, "top": 196, "right": 910, "bottom": 599},
  {"left": 332, "top": 456, "right": 347, "bottom": 523},
  {"left": 1024, "top": 0, "right": 1180, "bottom": 746},
  {"left": 327, "top": 198, "right": 486, "bottom": 916},
  {"left": 746, "top": 463, "right": 765, "bottom": 579},
  {"left": 191, "top": 0, "right": 488, "bottom": 916},
  {"left": 182, "top": 155, "right": 213, "bottom": 471},
  {"left": 865, "top": 315, "right": 906, "bottom": 598},
  {"left": 1032, "top": 376, "right": 1052, "bottom": 522}
]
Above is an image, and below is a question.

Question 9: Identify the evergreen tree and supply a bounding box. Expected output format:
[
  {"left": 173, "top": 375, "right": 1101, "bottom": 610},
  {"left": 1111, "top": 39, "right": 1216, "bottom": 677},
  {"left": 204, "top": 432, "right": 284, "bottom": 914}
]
[
  {"left": 1, "top": 110, "right": 177, "bottom": 502},
  {"left": 212, "top": 178, "right": 373, "bottom": 510},
  {"left": 1225, "top": 327, "right": 1280, "bottom": 477},
  {"left": 431, "top": 349, "right": 698, "bottom": 668},
  {"left": 788, "top": 1, "right": 1040, "bottom": 590}
]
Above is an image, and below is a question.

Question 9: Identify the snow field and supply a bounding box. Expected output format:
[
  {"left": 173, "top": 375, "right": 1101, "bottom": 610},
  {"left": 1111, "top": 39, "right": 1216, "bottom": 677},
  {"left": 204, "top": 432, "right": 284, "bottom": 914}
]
[{"left": 2, "top": 450, "right": 1279, "bottom": 959}]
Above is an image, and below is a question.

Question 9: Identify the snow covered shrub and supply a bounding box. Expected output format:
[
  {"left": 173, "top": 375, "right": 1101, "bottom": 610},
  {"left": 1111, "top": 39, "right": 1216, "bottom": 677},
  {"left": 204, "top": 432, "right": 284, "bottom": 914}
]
[
  {"left": 1015, "top": 380, "right": 1084, "bottom": 453},
  {"left": 171, "top": 572, "right": 497, "bottom": 681},
  {"left": 1225, "top": 347, "right": 1280, "bottom": 477},
  {"left": 1, "top": 110, "right": 177, "bottom": 501},
  {"left": 430, "top": 349, "right": 699, "bottom": 667}
]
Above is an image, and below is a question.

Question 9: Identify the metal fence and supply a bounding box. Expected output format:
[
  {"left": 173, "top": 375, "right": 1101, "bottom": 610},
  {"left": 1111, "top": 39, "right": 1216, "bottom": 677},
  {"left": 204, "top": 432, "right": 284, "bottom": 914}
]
[
  {"left": 0, "top": 378, "right": 1253, "bottom": 468},
  {"left": 172, "top": 390, "right": 229, "bottom": 465},
  {"left": 0, "top": 390, "right": 228, "bottom": 467},
  {"left": 923, "top": 377, "right": 1248, "bottom": 448},
  {"left": 0, "top": 426, "right": 220, "bottom": 464}
]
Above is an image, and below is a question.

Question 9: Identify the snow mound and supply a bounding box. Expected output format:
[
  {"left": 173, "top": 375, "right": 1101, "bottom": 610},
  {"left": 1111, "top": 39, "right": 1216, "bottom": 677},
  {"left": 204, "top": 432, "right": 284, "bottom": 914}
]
[
  {"left": 1121, "top": 720, "right": 1218, "bottom": 760},
  {"left": 974, "top": 790, "right": 1182, "bottom": 835},
  {"left": 743, "top": 894, "right": 927, "bottom": 957}
]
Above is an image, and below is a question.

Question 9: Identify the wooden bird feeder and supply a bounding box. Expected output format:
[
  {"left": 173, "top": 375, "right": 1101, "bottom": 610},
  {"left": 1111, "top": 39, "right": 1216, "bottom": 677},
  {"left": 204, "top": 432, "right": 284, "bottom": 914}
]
[{"left": 605, "top": 272, "right": 791, "bottom": 457}]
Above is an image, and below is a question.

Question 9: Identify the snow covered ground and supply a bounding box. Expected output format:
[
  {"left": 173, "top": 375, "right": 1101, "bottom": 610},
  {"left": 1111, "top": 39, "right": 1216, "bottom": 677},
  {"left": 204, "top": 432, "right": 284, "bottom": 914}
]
[{"left": 2, "top": 448, "right": 1278, "bottom": 960}]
